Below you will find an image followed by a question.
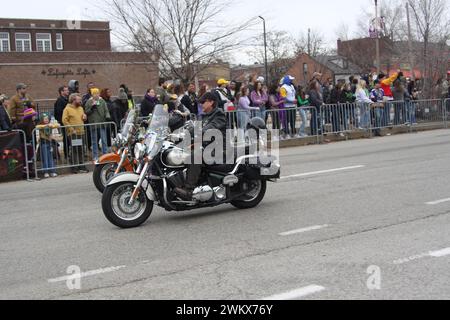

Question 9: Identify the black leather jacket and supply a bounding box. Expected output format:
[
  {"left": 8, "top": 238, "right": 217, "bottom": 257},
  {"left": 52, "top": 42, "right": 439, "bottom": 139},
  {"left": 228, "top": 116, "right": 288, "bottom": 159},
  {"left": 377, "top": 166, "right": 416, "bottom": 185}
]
[{"left": 189, "top": 107, "right": 227, "bottom": 148}]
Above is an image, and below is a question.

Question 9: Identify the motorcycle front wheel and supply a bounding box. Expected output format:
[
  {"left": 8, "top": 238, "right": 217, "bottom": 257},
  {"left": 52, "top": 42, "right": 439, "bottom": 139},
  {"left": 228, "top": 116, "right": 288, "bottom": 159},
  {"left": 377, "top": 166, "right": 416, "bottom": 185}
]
[
  {"left": 102, "top": 182, "right": 153, "bottom": 228},
  {"left": 231, "top": 179, "right": 266, "bottom": 209}
]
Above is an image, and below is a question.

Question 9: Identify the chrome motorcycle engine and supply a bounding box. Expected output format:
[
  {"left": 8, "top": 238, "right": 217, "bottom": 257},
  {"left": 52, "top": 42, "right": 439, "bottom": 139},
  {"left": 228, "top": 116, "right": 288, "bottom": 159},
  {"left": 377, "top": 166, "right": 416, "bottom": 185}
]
[{"left": 192, "top": 186, "right": 214, "bottom": 202}]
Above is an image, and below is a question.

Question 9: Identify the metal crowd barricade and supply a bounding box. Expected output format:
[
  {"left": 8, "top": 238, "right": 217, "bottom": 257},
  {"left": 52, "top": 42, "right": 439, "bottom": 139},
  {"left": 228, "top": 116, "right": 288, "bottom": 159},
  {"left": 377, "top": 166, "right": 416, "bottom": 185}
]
[
  {"left": 34, "top": 99, "right": 55, "bottom": 117},
  {"left": 0, "top": 129, "right": 32, "bottom": 181},
  {"left": 320, "top": 103, "right": 362, "bottom": 136},
  {"left": 31, "top": 122, "right": 117, "bottom": 178},
  {"left": 411, "top": 99, "right": 445, "bottom": 129},
  {"left": 225, "top": 106, "right": 321, "bottom": 143},
  {"left": 444, "top": 98, "right": 450, "bottom": 128}
]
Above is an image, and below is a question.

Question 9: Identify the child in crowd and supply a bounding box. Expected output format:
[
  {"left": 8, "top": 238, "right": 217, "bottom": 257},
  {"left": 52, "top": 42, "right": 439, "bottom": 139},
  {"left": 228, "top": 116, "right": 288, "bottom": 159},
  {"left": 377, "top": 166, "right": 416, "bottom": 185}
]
[{"left": 36, "top": 112, "right": 60, "bottom": 178}]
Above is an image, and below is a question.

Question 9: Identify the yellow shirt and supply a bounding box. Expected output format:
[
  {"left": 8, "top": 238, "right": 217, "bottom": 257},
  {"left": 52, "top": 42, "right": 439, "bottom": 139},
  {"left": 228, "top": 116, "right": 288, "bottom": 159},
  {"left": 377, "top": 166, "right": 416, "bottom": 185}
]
[{"left": 62, "top": 104, "right": 85, "bottom": 136}]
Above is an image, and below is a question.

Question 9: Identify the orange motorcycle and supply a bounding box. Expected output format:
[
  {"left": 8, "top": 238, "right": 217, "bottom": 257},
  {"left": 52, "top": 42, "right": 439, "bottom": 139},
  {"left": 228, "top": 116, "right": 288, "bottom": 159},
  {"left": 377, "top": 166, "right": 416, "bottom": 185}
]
[{"left": 93, "top": 109, "right": 143, "bottom": 193}]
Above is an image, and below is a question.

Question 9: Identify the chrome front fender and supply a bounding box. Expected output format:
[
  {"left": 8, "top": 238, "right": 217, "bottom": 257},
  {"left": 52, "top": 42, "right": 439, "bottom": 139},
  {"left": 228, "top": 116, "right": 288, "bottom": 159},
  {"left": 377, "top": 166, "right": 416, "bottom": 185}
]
[{"left": 107, "top": 173, "right": 156, "bottom": 201}]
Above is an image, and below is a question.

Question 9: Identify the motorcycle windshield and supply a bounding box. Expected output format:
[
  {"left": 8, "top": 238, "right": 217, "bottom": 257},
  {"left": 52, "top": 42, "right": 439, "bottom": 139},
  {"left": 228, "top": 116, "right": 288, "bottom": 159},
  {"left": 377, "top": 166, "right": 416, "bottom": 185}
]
[
  {"left": 148, "top": 105, "right": 169, "bottom": 135},
  {"left": 145, "top": 105, "right": 169, "bottom": 158},
  {"left": 121, "top": 109, "right": 136, "bottom": 137}
]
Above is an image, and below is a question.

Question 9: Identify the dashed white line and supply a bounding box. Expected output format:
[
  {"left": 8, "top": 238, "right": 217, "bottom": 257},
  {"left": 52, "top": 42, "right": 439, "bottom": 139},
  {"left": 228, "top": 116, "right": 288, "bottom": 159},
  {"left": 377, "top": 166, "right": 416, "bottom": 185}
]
[
  {"left": 281, "top": 165, "right": 365, "bottom": 180},
  {"left": 48, "top": 265, "right": 126, "bottom": 283},
  {"left": 279, "top": 225, "right": 329, "bottom": 236},
  {"left": 429, "top": 247, "right": 450, "bottom": 257},
  {"left": 393, "top": 247, "right": 450, "bottom": 265},
  {"left": 425, "top": 198, "right": 450, "bottom": 205},
  {"left": 262, "top": 285, "right": 325, "bottom": 300}
]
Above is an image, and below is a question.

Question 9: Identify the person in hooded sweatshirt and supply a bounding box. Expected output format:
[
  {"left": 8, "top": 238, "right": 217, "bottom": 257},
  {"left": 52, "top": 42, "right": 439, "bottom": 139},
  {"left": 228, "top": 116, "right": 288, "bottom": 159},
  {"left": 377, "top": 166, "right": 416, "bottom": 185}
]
[
  {"left": 68, "top": 80, "right": 79, "bottom": 94},
  {"left": 280, "top": 75, "right": 297, "bottom": 137},
  {"left": 111, "top": 88, "right": 129, "bottom": 131}
]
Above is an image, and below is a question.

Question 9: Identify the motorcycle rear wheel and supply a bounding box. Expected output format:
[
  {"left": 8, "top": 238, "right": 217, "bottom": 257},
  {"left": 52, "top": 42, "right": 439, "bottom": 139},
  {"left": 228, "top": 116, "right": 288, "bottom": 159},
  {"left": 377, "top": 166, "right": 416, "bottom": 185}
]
[
  {"left": 102, "top": 182, "right": 153, "bottom": 228},
  {"left": 231, "top": 179, "right": 266, "bottom": 209}
]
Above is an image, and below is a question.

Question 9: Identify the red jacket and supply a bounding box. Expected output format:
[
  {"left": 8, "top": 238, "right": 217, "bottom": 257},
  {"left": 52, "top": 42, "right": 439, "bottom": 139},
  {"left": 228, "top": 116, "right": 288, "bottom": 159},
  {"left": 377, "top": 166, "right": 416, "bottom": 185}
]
[{"left": 381, "top": 72, "right": 399, "bottom": 98}]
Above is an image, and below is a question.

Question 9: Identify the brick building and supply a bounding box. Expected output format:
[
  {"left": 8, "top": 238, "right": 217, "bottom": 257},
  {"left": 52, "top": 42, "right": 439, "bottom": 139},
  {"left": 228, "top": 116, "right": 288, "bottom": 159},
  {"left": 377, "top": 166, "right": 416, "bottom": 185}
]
[
  {"left": 284, "top": 53, "right": 362, "bottom": 86},
  {"left": 231, "top": 63, "right": 265, "bottom": 83},
  {"left": 195, "top": 61, "right": 231, "bottom": 88},
  {"left": 0, "top": 18, "right": 159, "bottom": 100}
]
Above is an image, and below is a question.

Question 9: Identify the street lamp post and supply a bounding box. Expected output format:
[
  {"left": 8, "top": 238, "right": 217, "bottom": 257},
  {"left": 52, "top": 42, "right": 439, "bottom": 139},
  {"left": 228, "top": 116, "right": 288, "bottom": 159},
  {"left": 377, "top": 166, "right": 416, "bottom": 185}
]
[
  {"left": 375, "top": 0, "right": 381, "bottom": 75},
  {"left": 259, "top": 16, "right": 269, "bottom": 85}
]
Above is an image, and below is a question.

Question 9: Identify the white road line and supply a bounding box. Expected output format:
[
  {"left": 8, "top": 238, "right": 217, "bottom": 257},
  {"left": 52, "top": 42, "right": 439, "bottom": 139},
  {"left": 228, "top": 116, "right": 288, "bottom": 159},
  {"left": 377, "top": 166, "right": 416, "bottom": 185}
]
[
  {"left": 48, "top": 265, "right": 126, "bottom": 283},
  {"left": 262, "top": 285, "right": 325, "bottom": 300},
  {"left": 393, "top": 247, "right": 450, "bottom": 265},
  {"left": 425, "top": 198, "right": 450, "bottom": 205},
  {"left": 279, "top": 225, "right": 329, "bottom": 236},
  {"left": 429, "top": 247, "right": 450, "bottom": 257},
  {"left": 281, "top": 165, "right": 365, "bottom": 180}
]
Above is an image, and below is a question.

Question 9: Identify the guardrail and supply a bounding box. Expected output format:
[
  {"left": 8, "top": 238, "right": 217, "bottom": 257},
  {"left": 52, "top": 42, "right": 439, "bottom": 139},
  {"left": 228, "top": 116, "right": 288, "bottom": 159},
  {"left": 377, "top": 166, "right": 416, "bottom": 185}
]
[{"left": 31, "top": 122, "right": 117, "bottom": 178}]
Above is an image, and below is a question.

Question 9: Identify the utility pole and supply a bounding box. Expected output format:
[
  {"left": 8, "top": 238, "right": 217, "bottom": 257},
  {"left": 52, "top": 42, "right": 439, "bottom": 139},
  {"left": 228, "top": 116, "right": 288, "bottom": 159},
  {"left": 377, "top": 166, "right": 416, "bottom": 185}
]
[
  {"left": 307, "top": 28, "right": 311, "bottom": 56},
  {"left": 259, "top": 16, "right": 269, "bottom": 85},
  {"left": 405, "top": 1, "right": 416, "bottom": 81},
  {"left": 375, "top": 0, "right": 381, "bottom": 75}
]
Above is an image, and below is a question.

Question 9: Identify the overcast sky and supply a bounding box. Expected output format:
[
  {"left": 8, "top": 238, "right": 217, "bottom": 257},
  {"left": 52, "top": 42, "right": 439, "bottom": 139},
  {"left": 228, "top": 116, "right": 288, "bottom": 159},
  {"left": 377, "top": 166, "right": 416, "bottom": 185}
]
[{"left": 2, "top": 0, "right": 375, "bottom": 64}]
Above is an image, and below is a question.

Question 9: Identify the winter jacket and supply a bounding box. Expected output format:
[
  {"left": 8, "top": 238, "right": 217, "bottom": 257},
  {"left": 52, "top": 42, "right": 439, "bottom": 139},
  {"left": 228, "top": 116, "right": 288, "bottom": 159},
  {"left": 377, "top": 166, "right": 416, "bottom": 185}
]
[
  {"left": 381, "top": 72, "right": 398, "bottom": 98},
  {"left": 82, "top": 93, "right": 92, "bottom": 107},
  {"left": 141, "top": 95, "right": 159, "bottom": 117},
  {"left": 370, "top": 88, "right": 385, "bottom": 103},
  {"left": 297, "top": 95, "right": 310, "bottom": 107},
  {"left": 84, "top": 98, "right": 111, "bottom": 124},
  {"left": 280, "top": 84, "right": 296, "bottom": 106},
  {"left": 111, "top": 99, "right": 128, "bottom": 130},
  {"left": 36, "top": 123, "right": 60, "bottom": 141},
  {"left": 7, "top": 94, "right": 35, "bottom": 124},
  {"left": 190, "top": 106, "right": 226, "bottom": 149},
  {"left": 155, "top": 87, "right": 170, "bottom": 105},
  {"left": 181, "top": 92, "right": 198, "bottom": 115},
  {"left": 250, "top": 91, "right": 268, "bottom": 109},
  {"left": 356, "top": 88, "right": 373, "bottom": 104},
  {"left": 213, "top": 88, "right": 233, "bottom": 110},
  {"left": 62, "top": 104, "right": 86, "bottom": 136},
  {"left": 393, "top": 87, "right": 411, "bottom": 102},
  {"left": 0, "top": 104, "right": 12, "bottom": 131},
  {"left": 53, "top": 95, "right": 68, "bottom": 124},
  {"left": 308, "top": 90, "right": 323, "bottom": 110}
]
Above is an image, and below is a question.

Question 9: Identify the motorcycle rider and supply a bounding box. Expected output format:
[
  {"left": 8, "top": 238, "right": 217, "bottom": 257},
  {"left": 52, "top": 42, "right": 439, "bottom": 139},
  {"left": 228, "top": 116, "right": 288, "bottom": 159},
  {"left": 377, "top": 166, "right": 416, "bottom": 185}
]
[{"left": 174, "top": 92, "right": 227, "bottom": 200}]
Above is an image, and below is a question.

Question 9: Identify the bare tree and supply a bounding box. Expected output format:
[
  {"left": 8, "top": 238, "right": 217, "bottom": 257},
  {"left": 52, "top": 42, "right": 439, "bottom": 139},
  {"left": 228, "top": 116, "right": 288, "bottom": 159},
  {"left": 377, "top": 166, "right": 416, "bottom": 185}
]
[
  {"left": 247, "top": 30, "right": 295, "bottom": 82},
  {"left": 292, "top": 29, "right": 330, "bottom": 57},
  {"left": 335, "top": 23, "right": 351, "bottom": 41},
  {"left": 408, "top": 0, "right": 450, "bottom": 97},
  {"left": 355, "top": 0, "right": 406, "bottom": 41},
  {"left": 105, "top": 0, "right": 257, "bottom": 83}
]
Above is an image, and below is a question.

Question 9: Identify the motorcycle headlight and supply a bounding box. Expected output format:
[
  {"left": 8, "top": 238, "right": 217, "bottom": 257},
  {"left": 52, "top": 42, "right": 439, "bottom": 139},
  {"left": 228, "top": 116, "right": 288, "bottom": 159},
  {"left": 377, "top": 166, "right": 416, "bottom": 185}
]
[{"left": 134, "top": 143, "right": 146, "bottom": 160}]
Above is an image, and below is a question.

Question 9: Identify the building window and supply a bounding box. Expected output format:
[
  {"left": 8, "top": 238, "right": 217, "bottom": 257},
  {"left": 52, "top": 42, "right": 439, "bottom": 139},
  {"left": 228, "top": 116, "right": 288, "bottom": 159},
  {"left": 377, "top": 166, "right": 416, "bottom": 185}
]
[
  {"left": 56, "top": 33, "right": 63, "bottom": 50},
  {"left": 36, "top": 33, "right": 52, "bottom": 52},
  {"left": 0, "top": 32, "right": 10, "bottom": 52},
  {"left": 15, "top": 33, "right": 32, "bottom": 52}
]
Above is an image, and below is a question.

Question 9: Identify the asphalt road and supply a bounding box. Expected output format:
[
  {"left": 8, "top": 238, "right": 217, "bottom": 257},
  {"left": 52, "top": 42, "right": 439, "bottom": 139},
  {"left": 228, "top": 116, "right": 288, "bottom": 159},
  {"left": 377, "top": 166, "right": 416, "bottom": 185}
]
[{"left": 1, "top": 129, "right": 449, "bottom": 300}]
